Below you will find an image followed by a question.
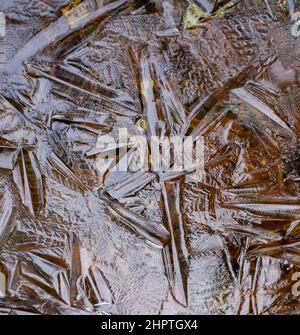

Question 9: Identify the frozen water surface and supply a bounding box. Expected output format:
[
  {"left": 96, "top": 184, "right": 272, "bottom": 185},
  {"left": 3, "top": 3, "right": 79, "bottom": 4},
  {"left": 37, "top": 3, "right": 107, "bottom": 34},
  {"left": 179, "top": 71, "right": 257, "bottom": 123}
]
[{"left": 0, "top": 0, "right": 300, "bottom": 315}]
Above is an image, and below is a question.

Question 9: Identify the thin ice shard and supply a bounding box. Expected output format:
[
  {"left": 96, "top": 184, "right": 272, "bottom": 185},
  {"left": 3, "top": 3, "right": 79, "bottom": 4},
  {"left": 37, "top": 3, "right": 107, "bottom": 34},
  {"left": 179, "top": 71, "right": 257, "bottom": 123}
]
[
  {"left": 152, "top": 60, "right": 186, "bottom": 130},
  {"left": 108, "top": 172, "right": 156, "bottom": 199},
  {"left": 183, "top": 57, "right": 270, "bottom": 136},
  {"left": 222, "top": 222, "right": 282, "bottom": 242},
  {"left": 140, "top": 52, "right": 159, "bottom": 139},
  {"left": 51, "top": 116, "right": 111, "bottom": 135},
  {"left": 69, "top": 234, "right": 83, "bottom": 305},
  {"left": 162, "top": 181, "right": 189, "bottom": 307},
  {"left": 231, "top": 87, "right": 294, "bottom": 135},
  {"left": 0, "top": 146, "right": 18, "bottom": 170},
  {"left": 0, "top": 272, "right": 6, "bottom": 298},
  {"left": 247, "top": 239, "right": 300, "bottom": 259},
  {"left": 222, "top": 199, "right": 300, "bottom": 218},
  {"left": 156, "top": 1, "right": 179, "bottom": 37},
  {"left": 6, "top": 0, "right": 139, "bottom": 72},
  {"left": 0, "top": 191, "right": 12, "bottom": 246},
  {"left": 12, "top": 149, "right": 44, "bottom": 216},
  {"left": 47, "top": 152, "right": 89, "bottom": 194},
  {"left": 86, "top": 265, "right": 115, "bottom": 307},
  {"left": 29, "top": 65, "right": 139, "bottom": 117},
  {"left": 103, "top": 192, "right": 170, "bottom": 248}
]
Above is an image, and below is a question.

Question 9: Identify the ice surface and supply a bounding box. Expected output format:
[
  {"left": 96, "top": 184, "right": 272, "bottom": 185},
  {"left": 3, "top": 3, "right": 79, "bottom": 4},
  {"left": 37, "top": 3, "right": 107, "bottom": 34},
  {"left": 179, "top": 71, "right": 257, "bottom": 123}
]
[{"left": 0, "top": 0, "right": 300, "bottom": 315}]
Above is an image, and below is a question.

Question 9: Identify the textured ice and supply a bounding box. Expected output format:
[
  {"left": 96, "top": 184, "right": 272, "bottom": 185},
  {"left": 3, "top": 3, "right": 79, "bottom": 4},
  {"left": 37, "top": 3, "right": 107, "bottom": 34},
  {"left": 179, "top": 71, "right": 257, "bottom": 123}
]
[{"left": 0, "top": 0, "right": 300, "bottom": 315}]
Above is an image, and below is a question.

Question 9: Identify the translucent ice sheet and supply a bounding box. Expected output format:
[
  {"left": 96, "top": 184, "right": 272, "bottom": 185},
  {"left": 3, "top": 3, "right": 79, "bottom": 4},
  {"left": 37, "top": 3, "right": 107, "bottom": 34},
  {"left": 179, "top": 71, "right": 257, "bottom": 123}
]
[{"left": 0, "top": 0, "right": 300, "bottom": 315}]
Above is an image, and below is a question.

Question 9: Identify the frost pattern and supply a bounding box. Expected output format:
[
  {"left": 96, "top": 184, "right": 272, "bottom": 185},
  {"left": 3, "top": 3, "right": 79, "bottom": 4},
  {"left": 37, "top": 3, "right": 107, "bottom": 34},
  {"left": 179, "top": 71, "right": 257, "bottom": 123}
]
[{"left": 0, "top": 0, "right": 300, "bottom": 315}]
